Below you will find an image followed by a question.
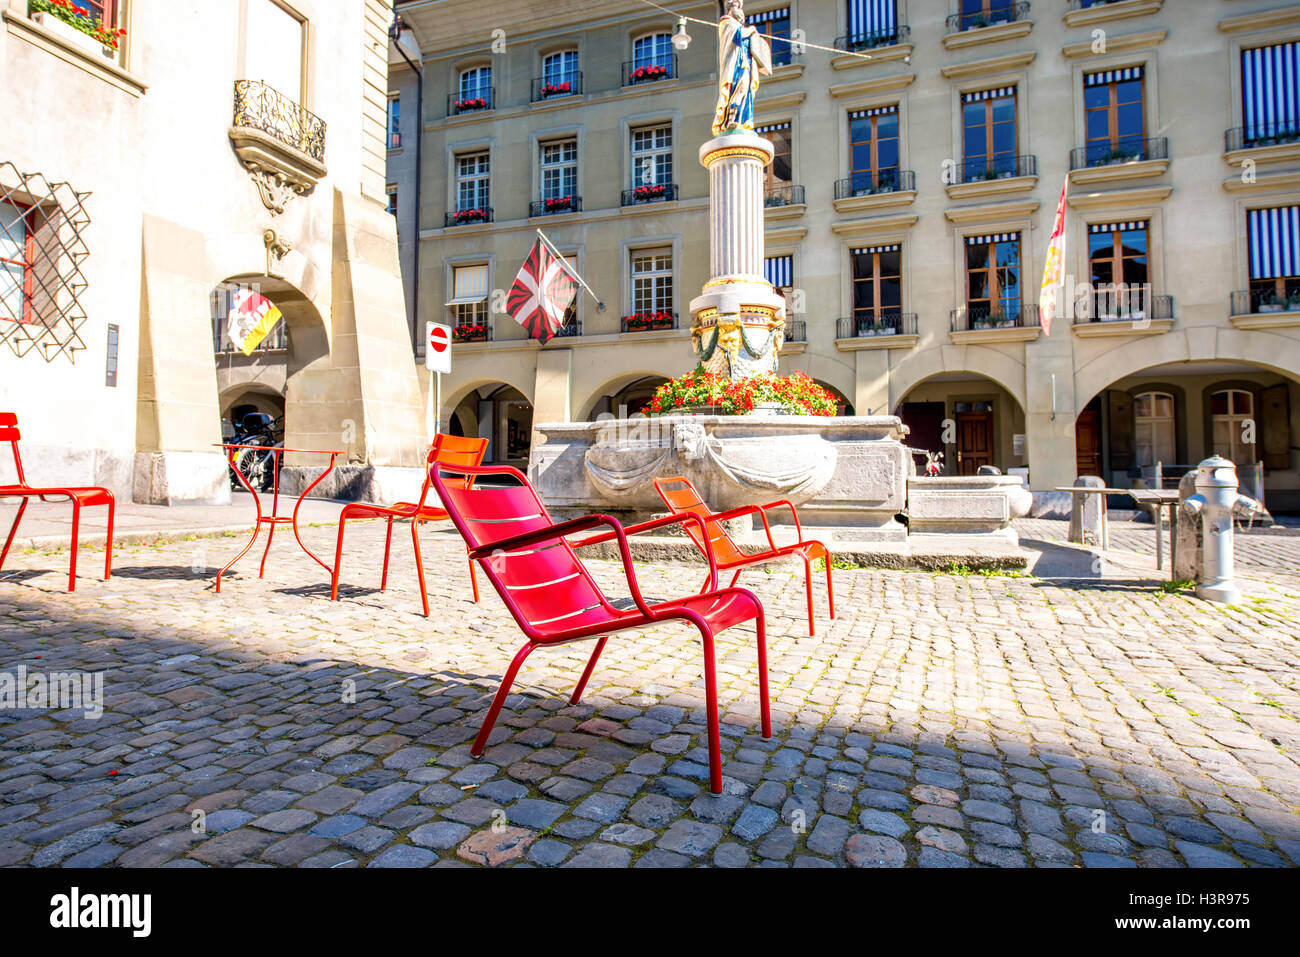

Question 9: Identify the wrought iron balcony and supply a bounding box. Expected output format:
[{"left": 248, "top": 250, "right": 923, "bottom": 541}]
[
  {"left": 952, "top": 154, "right": 1037, "bottom": 184},
  {"left": 232, "top": 80, "right": 326, "bottom": 163},
  {"left": 835, "top": 169, "right": 915, "bottom": 199},
  {"left": 951, "top": 304, "right": 1039, "bottom": 331},
  {"left": 1069, "top": 135, "right": 1167, "bottom": 170},
  {"left": 1072, "top": 291, "right": 1173, "bottom": 323},
  {"left": 834, "top": 25, "right": 910, "bottom": 52},
  {"left": 553, "top": 317, "right": 583, "bottom": 338},
  {"left": 529, "top": 196, "right": 583, "bottom": 217},
  {"left": 764, "top": 184, "right": 805, "bottom": 207},
  {"left": 622, "top": 57, "right": 677, "bottom": 86},
  {"left": 837, "top": 313, "right": 918, "bottom": 339},
  {"left": 447, "top": 89, "right": 495, "bottom": 116},
  {"left": 1069, "top": 0, "right": 1134, "bottom": 8},
  {"left": 1231, "top": 288, "right": 1300, "bottom": 315},
  {"left": 445, "top": 206, "right": 494, "bottom": 227},
  {"left": 1225, "top": 121, "right": 1300, "bottom": 152},
  {"left": 947, "top": 2, "right": 1031, "bottom": 33},
  {"left": 621, "top": 311, "right": 678, "bottom": 333},
  {"left": 531, "top": 73, "right": 583, "bottom": 101},
  {"left": 784, "top": 319, "right": 807, "bottom": 342},
  {"left": 621, "top": 183, "right": 678, "bottom": 206}
]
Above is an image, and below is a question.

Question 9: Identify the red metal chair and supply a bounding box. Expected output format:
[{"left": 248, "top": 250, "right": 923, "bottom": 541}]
[
  {"left": 653, "top": 476, "right": 834, "bottom": 636},
  {"left": 330, "top": 433, "right": 487, "bottom": 616},
  {"left": 433, "top": 463, "right": 772, "bottom": 794},
  {"left": 0, "top": 412, "right": 114, "bottom": 592}
]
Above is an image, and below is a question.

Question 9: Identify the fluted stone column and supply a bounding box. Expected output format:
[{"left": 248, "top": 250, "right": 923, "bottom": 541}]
[{"left": 690, "top": 131, "right": 787, "bottom": 380}]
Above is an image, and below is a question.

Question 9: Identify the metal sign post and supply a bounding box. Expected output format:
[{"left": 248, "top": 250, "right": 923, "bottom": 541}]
[{"left": 425, "top": 321, "right": 452, "bottom": 439}]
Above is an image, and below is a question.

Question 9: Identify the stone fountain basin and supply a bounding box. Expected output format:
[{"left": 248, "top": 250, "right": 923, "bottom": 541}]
[{"left": 529, "top": 414, "right": 911, "bottom": 540}]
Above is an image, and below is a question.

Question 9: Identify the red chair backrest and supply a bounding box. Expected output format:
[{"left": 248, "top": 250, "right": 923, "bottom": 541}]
[
  {"left": 0, "top": 412, "right": 27, "bottom": 486},
  {"left": 420, "top": 433, "right": 487, "bottom": 500},
  {"left": 653, "top": 476, "right": 747, "bottom": 564},
  {"left": 433, "top": 464, "right": 614, "bottom": 637}
]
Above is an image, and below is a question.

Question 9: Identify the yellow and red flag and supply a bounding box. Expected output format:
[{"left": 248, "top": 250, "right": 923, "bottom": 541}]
[
  {"left": 227, "top": 288, "right": 283, "bottom": 356},
  {"left": 1039, "top": 181, "right": 1068, "bottom": 336}
]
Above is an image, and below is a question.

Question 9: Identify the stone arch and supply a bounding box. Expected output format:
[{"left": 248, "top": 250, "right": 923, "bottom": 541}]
[
  {"left": 443, "top": 374, "right": 536, "bottom": 421},
  {"left": 887, "top": 344, "right": 1028, "bottom": 413},
  {"left": 576, "top": 370, "right": 672, "bottom": 422}
]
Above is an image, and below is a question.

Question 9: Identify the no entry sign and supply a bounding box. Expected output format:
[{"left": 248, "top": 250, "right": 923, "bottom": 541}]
[{"left": 425, "top": 321, "right": 451, "bottom": 374}]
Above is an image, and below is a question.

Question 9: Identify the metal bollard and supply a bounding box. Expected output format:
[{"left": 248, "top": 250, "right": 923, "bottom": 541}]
[{"left": 1178, "top": 456, "right": 1265, "bottom": 604}]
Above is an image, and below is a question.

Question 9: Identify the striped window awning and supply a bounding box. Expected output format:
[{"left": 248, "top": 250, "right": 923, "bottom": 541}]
[
  {"left": 849, "top": 105, "right": 897, "bottom": 119},
  {"left": 1089, "top": 221, "right": 1147, "bottom": 233},
  {"left": 756, "top": 121, "right": 791, "bottom": 133},
  {"left": 445, "top": 263, "right": 489, "bottom": 305},
  {"left": 962, "top": 86, "right": 1016, "bottom": 103},
  {"left": 765, "top": 254, "right": 793, "bottom": 288},
  {"left": 851, "top": 244, "right": 901, "bottom": 255},
  {"left": 748, "top": 6, "right": 790, "bottom": 25},
  {"left": 965, "top": 233, "right": 1019, "bottom": 245},
  {"left": 1243, "top": 42, "right": 1300, "bottom": 139},
  {"left": 1085, "top": 66, "right": 1144, "bottom": 87},
  {"left": 1248, "top": 206, "right": 1300, "bottom": 280},
  {"left": 847, "top": 0, "right": 896, "bottom": 37}
]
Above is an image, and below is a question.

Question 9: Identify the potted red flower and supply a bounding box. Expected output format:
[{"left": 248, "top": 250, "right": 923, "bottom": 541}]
[
  {"left": 453, "top": 323, "right": 488, "bottom": 342},
  {"left": 28, "top": 0, "right": 125, "bottom": 57},
  {"left": 629, "top": 63, "right": 668, "bottom": 83},
  {"left": 453, "top": 207, "right": 486, "bottom": 224},
  {"left": 455, "top": 96, "right": 488, "bottom": 112},
  {"left": 541, "top": 81, "right": 572, "bottom": 97},
  {"left": 544, "top": 196, "right": 574, "bottom": 212},
  {"left": 633, "top": 184, "right": 667, "bottom": 202}
]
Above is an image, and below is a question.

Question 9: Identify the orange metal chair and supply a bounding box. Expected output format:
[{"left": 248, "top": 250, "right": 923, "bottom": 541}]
[
  {"left": 653, "top": 475, "right": 834, "bottom": 635},
  {"left": 0, "top": 412, "right": 114, "bottom": 592},
  {"left": 330, "top": 433, "right": 487, "bottom": 615}
]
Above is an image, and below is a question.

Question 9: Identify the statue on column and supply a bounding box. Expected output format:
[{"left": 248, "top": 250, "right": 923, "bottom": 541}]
[{"left": 712, "top": 0, "right": 773, "bottom": 136}]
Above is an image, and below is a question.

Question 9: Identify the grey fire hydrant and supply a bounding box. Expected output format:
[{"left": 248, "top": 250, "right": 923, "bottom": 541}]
[{"left": 1178, "top": 456, "right": 1265, "bottom": 604}]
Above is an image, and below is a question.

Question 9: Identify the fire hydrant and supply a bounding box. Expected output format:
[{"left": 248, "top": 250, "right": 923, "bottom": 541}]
[{"left": 1178, "top": 455, "right": 1264, "bottom": 604}]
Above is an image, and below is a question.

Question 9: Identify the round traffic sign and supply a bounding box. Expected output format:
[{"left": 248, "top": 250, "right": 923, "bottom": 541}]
[{"left": 429, "top": 325, "right": 449, "bottom": 352}]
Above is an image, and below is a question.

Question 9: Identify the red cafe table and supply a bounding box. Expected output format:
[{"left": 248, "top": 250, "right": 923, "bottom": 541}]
[{"left": 215, "top": 444, "right": 342, "bottom": 592}]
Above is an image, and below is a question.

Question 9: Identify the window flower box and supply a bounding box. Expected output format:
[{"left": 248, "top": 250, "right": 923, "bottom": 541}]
[
  {"left": 544, "top": 196, "right": 574, "bottom": 213},
  {"left": 632, "top": 184, "right": 667, "bottom": 202},
  {"left": 453, "top": 208, "right": 487, "bottom": 225},
  {"left": 455, "top": 97, "right": 488, "bottom": 112},
  {"left": 629, "top": 64, "right": 668, "bottom": 84},
  {"left": 540, "top": 82, "right": 572, "bottom": 98},
  {"left": 453, "top": 324, "right": 488, "bottom": 342},
  {"left": 28, "top": 1, "right": 125, "bottom": 59},
  {"left": 623, "top": 311, "right": 674, "bottom": 332}
]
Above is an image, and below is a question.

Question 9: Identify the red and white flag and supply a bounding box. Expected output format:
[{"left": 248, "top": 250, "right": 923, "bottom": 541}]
[
  {"left": 505, "top": 240, "right": 578, "bottom": 344},
  {"left": 1038, "top": 180, "right": 1068, "bottom": 336}
]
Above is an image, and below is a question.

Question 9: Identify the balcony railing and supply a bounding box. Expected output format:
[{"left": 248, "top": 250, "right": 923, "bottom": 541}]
[
  {"left": 529, "top": 196, "right": 583, "bottom": 217},
  {"left": 1225, "top": 121, "right": 1300, "bottom": 152},
  {"left": 765, "top": 184, "right": 805, "bottom": 207},
  {"left": 946, "top": 2, "right": 1031, "bottom": 33},
  {"left": 445, "top": 206, "right": 494, "bottom": 227},
  {"left": 1069, "top": 0, "right": 1134, "bottom": 8},
  {"left": 622, "top": 57, "right": 677, "bottom": 86},
  {"left": 784, "top": 319, "right": 807, "bottom": 342},
  {"left": 835, "top": 169, "right": 916, "bottom": 199},
  {"left": 1072, "top": 291, "right": 1173, "bottom": 323},
  {"left": 212, "top": 315, "right": 287, "bottom": 354},
  {"left": 621, "top": 183, "right": 678, "bottom": 206},
  {"left": 447, "top": 89, "right": 495, "bottom": 116},
  {"left": 531, "top": 73, "right": 583, "bottom": 101},
  {"left": 1231, "top": 288, "right": 1300, "bottom": 315},
  {"left": 1069, "top": 135, "right": 1168, "bottom": 170},
  {"left": 951, "top": 304, "right": 1039, "bottom": 331},
  {"left": 834, "top": 25, "right": 910, "bottom": 52},
  {"left": 232, "top": 80, "right": 326, "bottom": 162},
  {"left": 952, "top": 154, "right": 1037, "bottom": 183},
  {"left": 553, "top": 317, "right": 583, "bottom": 338},
  {"left": 621, "top": 312, "right": 678, "bottom": 333},
  {"left": 837, "top": 313, "right": 918, "bottom": 339}
]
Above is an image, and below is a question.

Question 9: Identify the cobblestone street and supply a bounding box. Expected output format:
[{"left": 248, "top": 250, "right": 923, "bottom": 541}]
[{"left": 1, "top": 520, "right": 1299, "bottom": 868}]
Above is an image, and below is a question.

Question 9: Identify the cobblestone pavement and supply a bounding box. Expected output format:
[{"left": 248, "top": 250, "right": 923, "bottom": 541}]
[{"left": 1, "top": 522, "right": 1299, "bottom": 868}]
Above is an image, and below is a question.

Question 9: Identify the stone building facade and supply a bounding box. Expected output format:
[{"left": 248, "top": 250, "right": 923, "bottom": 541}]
[{"left": 1, "top": 0, "right": 425, "bottom": 506}]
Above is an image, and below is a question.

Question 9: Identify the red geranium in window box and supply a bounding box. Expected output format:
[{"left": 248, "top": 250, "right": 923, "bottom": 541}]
[
  {"left": 629, "top": 64, "right": 668, "bottom": 84},
  {"left": 455, "top": 96, "right": 488, "bottom": 112},
  {"left": 541, "top": 81, "right": 572, "bottom": 97},
  {"left": 29, "top": 0, "right": 126, "bottom": 51},
  {"left": 632, "top": 184, "right": 667, "bottom": 202},
  {"left": 453, "top": 323, "right": 488, "bottom": 342},
  {"left": 544, "top": 196, "right": 574, "bottom": 212},
  {"left": 623, "top": 311, "right": 674, "bottom": 331},
  {"left": 453, "top": 208, "right": 487, "bottom": 224}
]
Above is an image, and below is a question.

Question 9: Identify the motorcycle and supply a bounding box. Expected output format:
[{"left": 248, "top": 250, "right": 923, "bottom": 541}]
[{"left": 226, "top": 412, "right": 284, "bottom": 491}]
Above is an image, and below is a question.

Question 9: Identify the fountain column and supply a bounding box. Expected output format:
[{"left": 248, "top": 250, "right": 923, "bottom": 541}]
[{"left": 689, "top": 131, "right": 787, "bottom": 379}]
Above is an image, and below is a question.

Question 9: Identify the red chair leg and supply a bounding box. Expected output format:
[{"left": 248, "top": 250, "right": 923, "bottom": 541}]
[
  {"left": 802, "top": 556, "right": 815, "bottom": 636},
  {"left": 411, "top": 517, "right": 430, "bottom": 618},
  {"left": 728, "top": 569, "right": 742, "bottom": 588},
  {"left": 68, "top": 501, "right": 80, "bottom": 592},
  {"left": 381, "top": 517, "right": 395, "bottom": 591},
  {"left": 570, "top": 635, "right": 608, "bottom": 704},
  {"left": 823, "top": 548, "right": 835, "bottom": 620},
  {"left": 471, "top": 642, "right": 536, "bottom": 757},
  {"left": 330, "top": 512, "right": 350, "bottom": 601},
  {"left": 753, "top": 602, "right": 772, "bottom": 739},
  {"left": 697, "top": 624, "right": 723, "bottom": 794},
  {"left": 466, "top": 549, "right": 480, "bottom": 603},
  {"left": 0, "top": 498, "right": 29, "bottom": 575},
  {"left": 103, "top": 495, "right": 114, "bottom": 581}
]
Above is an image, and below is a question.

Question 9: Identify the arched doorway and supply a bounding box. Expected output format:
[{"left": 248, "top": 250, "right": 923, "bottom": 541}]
[
  {"left": 447, "top": 382, "right": 533, "bottom": 465},
  {"left": 579, "top": 374, "right": 669, "bottom": 421},
  {"left": 815, "top": 380, "right": 854, "bottom": 416},
  {"left": 895, "top": 372, "right": 1028, "bottom": 477}
]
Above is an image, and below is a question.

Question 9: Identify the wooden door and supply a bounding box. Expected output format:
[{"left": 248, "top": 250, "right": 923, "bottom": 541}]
[
  {"left": 956, "top": 412, "right": 993, "bottom": 474},
  {"left": 1075, "top": 408, "right": 1102, "bottom": 478}
]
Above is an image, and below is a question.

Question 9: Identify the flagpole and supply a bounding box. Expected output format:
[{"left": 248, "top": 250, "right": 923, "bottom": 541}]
[{"left": 535, "top": 228, "right": 604, "bottom": 308}]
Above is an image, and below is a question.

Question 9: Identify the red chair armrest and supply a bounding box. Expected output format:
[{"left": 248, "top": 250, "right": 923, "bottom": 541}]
[
  {"left": 574, "top": 512, "right": 719, "bottom": 592},
  {"left": 759, "top": 499, "right": 803, "bottom": 542},
  {"left": 706, "top": 503, "right": 777, "bottom": 552}
]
